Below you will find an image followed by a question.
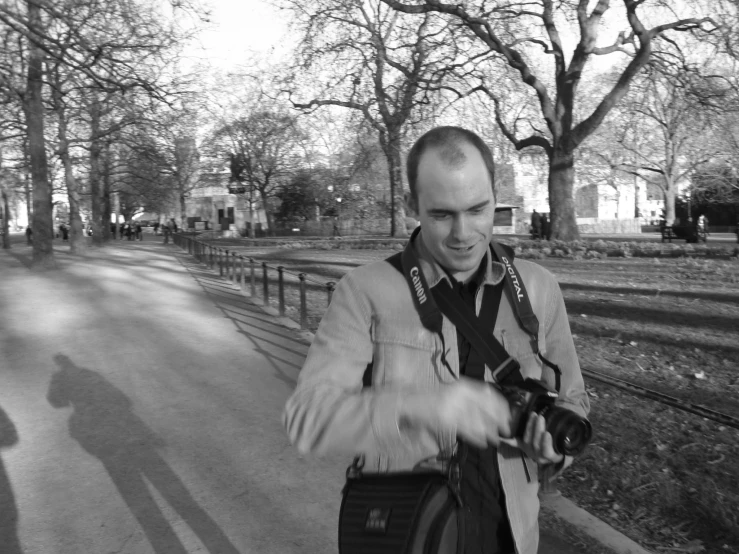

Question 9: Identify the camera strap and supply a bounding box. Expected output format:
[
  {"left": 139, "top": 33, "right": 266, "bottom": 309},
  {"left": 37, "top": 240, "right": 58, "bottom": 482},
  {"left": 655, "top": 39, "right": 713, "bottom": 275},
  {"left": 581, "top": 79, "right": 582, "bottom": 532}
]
[
  {"left": 389, "top": 227, "right": 561, "bottom": 392},
  {"left": 488, "top": 242, "right": 562, "bottom": 392}
]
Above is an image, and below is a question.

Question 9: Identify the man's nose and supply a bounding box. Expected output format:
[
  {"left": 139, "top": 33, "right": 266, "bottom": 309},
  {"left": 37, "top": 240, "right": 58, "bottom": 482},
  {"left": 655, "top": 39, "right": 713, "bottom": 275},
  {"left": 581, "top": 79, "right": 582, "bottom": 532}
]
[{"left": 451, "top": 215, "right": 471, "bottom": 240}]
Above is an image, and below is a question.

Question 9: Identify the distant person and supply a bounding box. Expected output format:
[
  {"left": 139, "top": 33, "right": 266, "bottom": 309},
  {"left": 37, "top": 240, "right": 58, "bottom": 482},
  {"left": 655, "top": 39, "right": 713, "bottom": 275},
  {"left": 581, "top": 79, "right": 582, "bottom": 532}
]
[
  {"left": 25, "top": 226, "right": 32, "bottom": 245},
  {"left": 541, "top": 213, "right": 551, "bottom": 240},
  {"left": 169, "top": 219, "right": 178, "bottom": 233},
  {"left": 153, "top": 222, "right": 159, "bottom": 236},
  {"left": 530, "top": 209, "right": 541, "bottom": 239},
  {"left": 162, "top": 224, "right": 171, "bottom": 244},
  {"left": 332, "top": 217, "right": 341, "bottom": 237},
  {"left": 61, "top": 224, "right": 69, "bottom": 241},
  {"left": 135, "top": 223, "right": 142, "bottom": 241}
]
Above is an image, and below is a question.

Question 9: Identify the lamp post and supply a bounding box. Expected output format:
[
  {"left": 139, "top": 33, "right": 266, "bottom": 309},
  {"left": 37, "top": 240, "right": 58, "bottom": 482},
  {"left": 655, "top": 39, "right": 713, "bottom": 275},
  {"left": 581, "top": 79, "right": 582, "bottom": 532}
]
[{"left": 336, "top": 197, "right": 342, "bottom": 237}]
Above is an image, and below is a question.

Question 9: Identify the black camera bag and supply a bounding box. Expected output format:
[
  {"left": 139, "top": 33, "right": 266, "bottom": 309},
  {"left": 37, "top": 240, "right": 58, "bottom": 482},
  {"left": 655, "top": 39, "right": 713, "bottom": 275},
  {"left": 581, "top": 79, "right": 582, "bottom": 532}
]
[{"left": 339, "top": 470, "right": 462, "bottom": 554}]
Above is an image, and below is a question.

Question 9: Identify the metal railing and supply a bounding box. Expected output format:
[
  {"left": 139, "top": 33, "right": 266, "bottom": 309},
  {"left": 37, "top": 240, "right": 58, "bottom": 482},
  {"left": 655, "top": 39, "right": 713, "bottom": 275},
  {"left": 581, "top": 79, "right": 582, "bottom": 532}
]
[
  {"left": 173, "top": 232, "right": 335, "bottom": 330},
  {"left": 172, "top": 231, "right": 562, "bottom": 495}
]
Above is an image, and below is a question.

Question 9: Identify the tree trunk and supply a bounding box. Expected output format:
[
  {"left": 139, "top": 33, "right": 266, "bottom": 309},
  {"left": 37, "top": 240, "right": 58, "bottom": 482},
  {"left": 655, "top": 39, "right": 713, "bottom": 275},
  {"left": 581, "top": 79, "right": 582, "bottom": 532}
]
[
  {"left": 548, "top": 147, "right": 580, "bottom": 241},
  {"left": 663, "top": 177, "right": 676, "bottom": 226},
  {"left": 55, "top": 91, "right": 86, "bottom": 254},
  {"left": 89, "top": 95, "right": 104, "bottom": 246},
  {"left": 102, "top": 143, "right": 112, "bottom": 242},
  {"left": 65, "top": 158, "right": 85, "bottom": 253},
  {"left": 179, "top": 192, "right": 187, "bottom": 232},
  {"left": 248, "top": 185, "right": 255, "bottom": 238},
  {"left": 384, "top": 132, "right": 407, "bottom": 238},
  {"left": 112, "top": 191, "right": 120, "bottom": 239},
  {"left": 24, "top": 0, "right": 55, "bottom": 268},
  {"left": 24, "top": 168, "right": 31, "bottom": 227},
  {"left": 2, "top": 189, "right": 10, "bottom": 249},
  {"left": 265, "top": 210, "right": 275, "bottom": 237}
]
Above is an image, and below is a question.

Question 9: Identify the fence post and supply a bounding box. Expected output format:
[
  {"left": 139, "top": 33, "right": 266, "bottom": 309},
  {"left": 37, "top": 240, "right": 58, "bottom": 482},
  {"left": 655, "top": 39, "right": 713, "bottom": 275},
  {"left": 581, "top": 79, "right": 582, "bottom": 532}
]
[
  {"left": 219, "top": 249, "right": 224, "bottom": 277},
  {"left": 240, "top": 256, "right": 245, "bottom": 292},
  {"left": 208, "top": 245, "right": 213, "bottom": 268},
  {"left": 250, "top": 258, "right": 256, "bottom": 297},
  {"left": 262, "top": 262, "right": 269, "bottom": 307},
  {"left": 326, "top": 281, "right": 336, "bottom": 307},
  {"left": 299, "top": 273, "right": 308, "bottom": 330},
  {"left": 231, "top": 252, "right": 237, "bottom": 284},
  {"left": 277, "top": 266, "right": 285, "bottom": 316}
]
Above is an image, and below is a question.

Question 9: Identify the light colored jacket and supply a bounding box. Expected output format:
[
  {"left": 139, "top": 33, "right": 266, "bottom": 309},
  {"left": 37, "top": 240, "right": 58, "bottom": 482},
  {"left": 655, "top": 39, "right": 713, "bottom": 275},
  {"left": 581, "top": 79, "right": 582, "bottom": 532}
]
[{"left": 283, "top": 235, "right": 590, "bottom": 554}]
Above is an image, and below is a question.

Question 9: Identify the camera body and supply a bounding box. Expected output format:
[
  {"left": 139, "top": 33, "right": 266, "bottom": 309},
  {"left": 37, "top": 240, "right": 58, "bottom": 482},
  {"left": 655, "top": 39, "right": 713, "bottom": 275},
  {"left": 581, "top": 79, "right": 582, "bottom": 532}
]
[{"left": 501, "top": 376, "right": 592, "bottom": 457}]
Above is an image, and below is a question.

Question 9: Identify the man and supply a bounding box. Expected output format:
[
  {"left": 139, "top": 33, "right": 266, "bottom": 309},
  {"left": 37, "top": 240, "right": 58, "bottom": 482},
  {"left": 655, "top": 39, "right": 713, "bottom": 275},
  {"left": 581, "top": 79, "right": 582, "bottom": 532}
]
[
  {"left": 283, "top": 126, "right": 589, "bottom": 554},
  {"left": 530, "top": 209, "right": 541, "bottom": 239},
  {"left": 541, "top": 213, "right": 551, "bottom": 241}
]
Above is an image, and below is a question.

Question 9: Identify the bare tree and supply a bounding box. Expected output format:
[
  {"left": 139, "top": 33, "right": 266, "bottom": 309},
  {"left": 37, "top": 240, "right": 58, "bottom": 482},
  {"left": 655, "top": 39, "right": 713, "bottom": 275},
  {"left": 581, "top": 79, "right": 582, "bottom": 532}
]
[
  {"left": 282, "top": 0, "right": 462, "bottom": 237},
  {"left": 379, "top": 0, "right": 720, "bottom": 239},
  {"left": 606, "top": 62, "right": 731, "bottom": 225},
  {"left": 213, "top": 110, "right": 304, "bottom": 237},
  {"left": 0, "top": 0, "right": 204, "bottom": 264}
]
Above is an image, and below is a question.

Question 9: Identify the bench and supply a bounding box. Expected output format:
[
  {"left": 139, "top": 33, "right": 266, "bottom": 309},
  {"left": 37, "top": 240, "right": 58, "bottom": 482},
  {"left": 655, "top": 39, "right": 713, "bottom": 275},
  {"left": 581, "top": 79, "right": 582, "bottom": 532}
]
[
  {"left": 660, "top": 224, "right": 676, "bottom": 242},
  {"left": 661, "top": 223, "right": 705, "bottom": 243}
]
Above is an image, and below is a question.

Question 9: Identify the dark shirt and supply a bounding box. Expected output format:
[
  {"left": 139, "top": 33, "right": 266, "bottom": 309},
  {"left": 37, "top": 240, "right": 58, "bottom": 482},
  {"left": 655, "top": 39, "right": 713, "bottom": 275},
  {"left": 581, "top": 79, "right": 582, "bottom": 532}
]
[{"left": 446, "top": 256, "right": 515, "bottom": 554}]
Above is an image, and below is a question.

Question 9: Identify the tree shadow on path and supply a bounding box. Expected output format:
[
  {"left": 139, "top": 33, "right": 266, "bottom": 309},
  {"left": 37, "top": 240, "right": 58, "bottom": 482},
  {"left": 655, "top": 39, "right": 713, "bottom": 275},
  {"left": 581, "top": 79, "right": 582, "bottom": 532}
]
[
  {"left": 0, "top": 404, "right": 23, "bottom": 553},
  {"left": 47, "top": 354, "right": 240, "bottom": 554}
]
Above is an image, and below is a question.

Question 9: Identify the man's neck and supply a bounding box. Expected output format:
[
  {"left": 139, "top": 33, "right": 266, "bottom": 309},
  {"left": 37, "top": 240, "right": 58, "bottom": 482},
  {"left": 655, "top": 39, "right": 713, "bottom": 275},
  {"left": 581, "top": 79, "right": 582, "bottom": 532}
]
[{"left": 445, "top": 253, "right": 488, "bottom": 287}]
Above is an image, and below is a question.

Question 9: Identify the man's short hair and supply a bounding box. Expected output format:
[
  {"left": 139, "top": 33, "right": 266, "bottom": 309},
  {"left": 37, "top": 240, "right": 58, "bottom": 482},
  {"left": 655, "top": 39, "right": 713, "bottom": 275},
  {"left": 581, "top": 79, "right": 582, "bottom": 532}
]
[{"left": 406, "top": 126, "right": 496, "bottom": 206}]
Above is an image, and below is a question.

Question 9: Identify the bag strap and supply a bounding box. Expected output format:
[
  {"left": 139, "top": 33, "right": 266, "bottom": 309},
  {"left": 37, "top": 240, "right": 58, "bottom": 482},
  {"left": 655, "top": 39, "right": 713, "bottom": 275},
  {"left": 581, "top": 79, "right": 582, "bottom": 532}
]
[
  {"left": 388, "top": 227, "right": 561, "bottom": 391},
  {"left": 432, "top": 281, "right": 523, "bottom": 386},
  {"left": 386, "top": 228, "right": 520, "bottom": 385}
]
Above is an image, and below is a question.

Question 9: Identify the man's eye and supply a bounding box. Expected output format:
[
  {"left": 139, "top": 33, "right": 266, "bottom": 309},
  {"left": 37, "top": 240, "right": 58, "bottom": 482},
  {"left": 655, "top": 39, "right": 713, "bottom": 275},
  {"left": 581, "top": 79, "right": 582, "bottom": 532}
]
[{"left": 431, "top": 213, "right": 449, "bottom": 220}]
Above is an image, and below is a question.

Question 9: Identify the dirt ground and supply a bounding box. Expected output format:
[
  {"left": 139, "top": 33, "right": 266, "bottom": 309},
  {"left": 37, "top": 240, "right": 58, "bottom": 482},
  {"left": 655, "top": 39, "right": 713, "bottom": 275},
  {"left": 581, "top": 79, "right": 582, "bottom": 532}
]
[{"left": 206, "top": 242, "right": 739, "bottom": 554}]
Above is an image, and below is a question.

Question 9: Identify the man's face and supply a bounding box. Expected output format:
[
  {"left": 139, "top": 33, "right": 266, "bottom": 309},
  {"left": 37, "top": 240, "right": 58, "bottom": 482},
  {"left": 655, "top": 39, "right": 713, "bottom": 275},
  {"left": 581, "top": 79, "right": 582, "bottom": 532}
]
[{"left": 409, "top": 142, "right": 496, "bottom": 283}]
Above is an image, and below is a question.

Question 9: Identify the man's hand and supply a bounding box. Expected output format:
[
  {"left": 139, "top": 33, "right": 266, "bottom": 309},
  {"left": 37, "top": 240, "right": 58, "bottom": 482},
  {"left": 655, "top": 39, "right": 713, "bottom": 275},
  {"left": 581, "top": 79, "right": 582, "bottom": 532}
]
[
  {"left": 513, "top": 412, "right": 564, "bottom": 466},
  {"left": 399, "top": 378, "right": 513, "bottom": 449}
]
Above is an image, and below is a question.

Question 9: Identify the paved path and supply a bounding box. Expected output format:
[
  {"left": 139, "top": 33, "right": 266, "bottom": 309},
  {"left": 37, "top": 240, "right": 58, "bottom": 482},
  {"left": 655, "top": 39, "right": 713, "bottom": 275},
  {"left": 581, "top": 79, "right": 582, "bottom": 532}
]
[{"left": 0, "top": 239, "right": 592, "bottom": 554}]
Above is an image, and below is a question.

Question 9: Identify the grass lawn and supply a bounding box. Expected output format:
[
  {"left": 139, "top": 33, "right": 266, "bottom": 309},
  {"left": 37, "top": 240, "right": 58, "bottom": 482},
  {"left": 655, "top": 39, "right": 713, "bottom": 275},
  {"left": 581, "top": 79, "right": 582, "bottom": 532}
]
[{"left": 205, "top": 241, "right": 739, "bottom": 554}]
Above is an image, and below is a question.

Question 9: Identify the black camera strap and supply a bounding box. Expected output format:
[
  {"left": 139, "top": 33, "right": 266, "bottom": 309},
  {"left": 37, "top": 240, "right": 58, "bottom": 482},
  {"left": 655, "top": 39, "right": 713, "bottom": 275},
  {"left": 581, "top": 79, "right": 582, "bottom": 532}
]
[
  {"left": 389, "top": 227, "right": 561, "bottom": 392},
  {"left": 488, "top": 242, "right": 562, "bottom": 392}
]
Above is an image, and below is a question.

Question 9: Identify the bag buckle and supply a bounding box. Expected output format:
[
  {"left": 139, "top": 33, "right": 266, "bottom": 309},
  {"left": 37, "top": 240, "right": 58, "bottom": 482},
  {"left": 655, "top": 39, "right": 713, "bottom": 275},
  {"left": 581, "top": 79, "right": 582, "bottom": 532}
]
[
  {"left": 346, "top": 455, "right": 364, "bottom": 480},
  {"left": 445, "top": 451, "right": 464, "bottom": 508}
]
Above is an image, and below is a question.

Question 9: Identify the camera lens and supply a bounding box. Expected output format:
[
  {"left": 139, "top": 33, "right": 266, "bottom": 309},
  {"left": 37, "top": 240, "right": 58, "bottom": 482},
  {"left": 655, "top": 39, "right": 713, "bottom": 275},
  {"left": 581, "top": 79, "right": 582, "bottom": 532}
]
[{"left": 544, "top": 408, "right": 592, "bottom": 457}]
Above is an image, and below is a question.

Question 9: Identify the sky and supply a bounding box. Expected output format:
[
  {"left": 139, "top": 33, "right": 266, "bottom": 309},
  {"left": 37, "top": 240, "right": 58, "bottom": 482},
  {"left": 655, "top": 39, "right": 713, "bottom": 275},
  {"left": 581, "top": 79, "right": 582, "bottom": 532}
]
[{"left": 182, "top": 0, "right": 291, "bottom": 70}]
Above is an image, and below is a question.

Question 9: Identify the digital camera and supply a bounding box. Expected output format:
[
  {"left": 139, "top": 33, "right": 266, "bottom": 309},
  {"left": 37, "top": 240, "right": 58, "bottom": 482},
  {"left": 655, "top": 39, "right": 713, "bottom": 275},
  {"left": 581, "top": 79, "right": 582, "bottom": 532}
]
[{"left": 503, "top": 378, "right": 592, "bottom": 457}]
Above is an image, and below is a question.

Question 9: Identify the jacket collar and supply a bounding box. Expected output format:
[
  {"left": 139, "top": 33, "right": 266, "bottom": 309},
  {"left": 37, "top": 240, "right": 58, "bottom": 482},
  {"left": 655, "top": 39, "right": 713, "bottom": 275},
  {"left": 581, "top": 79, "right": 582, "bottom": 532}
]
[{"left": 411, "top": 228, "right": 506, "bottom": 289}]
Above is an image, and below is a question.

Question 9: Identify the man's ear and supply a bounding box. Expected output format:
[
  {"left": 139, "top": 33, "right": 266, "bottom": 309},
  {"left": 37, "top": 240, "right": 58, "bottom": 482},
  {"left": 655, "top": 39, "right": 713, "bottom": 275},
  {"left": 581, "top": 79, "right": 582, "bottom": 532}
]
[{"left": 404, "top": 192, "right": 419, "bottom": 219}]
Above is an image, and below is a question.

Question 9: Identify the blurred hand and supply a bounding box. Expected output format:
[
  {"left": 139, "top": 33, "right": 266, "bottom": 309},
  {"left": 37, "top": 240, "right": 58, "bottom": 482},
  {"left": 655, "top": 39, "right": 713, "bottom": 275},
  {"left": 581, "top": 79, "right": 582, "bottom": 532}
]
[
  {"left": 511, "top": 412, "right": 564, "bottom": 466},
  {"left": 435, "top": 378, "right": 513, "bottom": 448}
]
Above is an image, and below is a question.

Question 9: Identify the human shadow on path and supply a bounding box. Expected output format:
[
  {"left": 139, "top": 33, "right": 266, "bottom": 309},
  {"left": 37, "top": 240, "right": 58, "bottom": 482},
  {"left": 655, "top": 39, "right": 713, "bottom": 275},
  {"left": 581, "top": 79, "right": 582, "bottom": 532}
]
[
  {"left": 47, "top": 355, "right": 240, "bottom": 554},
  {"left": 0, "top": 404, "right": 23, "bottom": 553}
]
